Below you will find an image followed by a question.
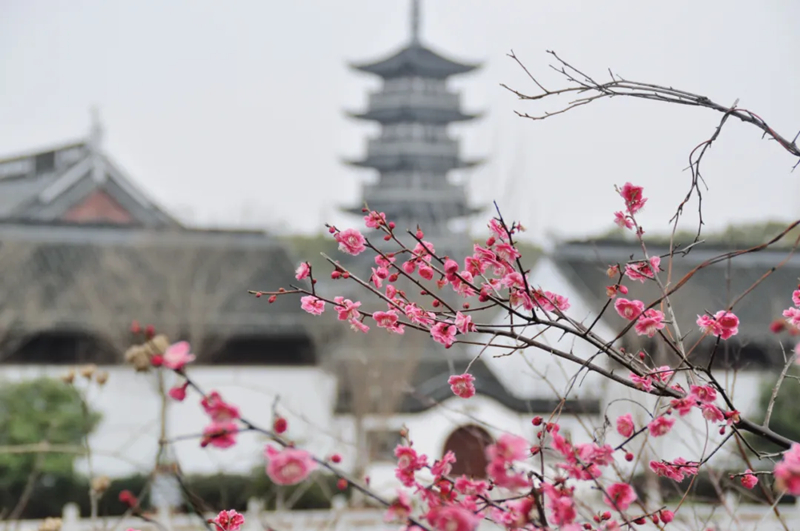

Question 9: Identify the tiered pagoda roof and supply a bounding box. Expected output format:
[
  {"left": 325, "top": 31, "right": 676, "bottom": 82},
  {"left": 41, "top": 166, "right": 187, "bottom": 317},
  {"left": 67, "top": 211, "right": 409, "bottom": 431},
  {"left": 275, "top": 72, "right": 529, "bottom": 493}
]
[
  {"left": 343, "top": 0, "right": 484, "bottom": 240},
  {"left": 349, "top": 44, "right": 480, "bottom": 80}
]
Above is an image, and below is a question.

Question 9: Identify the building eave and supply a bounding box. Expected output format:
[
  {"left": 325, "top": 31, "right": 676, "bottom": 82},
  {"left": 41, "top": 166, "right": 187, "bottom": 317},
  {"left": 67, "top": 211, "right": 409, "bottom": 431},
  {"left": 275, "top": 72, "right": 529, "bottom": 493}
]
[
  {"left": 346, "top": 108, "right": 482, "bottom": 124},
  {"left": 349, "top": 43, "right": 481, "bottom": 80}
]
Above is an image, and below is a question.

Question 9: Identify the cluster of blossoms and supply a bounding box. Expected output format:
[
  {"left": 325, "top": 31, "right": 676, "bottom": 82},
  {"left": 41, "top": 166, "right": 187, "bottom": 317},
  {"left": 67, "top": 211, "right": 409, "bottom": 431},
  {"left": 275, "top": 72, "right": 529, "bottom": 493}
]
[
  {"left": 613, "top": 182, "right": 647, "bottom": 232},
  {"left": 162, "top": 180, "right": 800, "bottom": 530},
  {"left": 200, "top": 391, "right": 241, "bottom": 448},
  {"left": 288, "top": 211, "right": 572, "bottom": 402},
  {"left": 779, "top": 288, "right": 800, "bottom": 359},
  {"left": 697, "top": 310, "right": 739, "bottom": 340},
  {"left": 151, "top": 338, "right": 319, "bottom": 487},
  {"left": 383, "top": 417, "right": 689, "bottom": 531}
]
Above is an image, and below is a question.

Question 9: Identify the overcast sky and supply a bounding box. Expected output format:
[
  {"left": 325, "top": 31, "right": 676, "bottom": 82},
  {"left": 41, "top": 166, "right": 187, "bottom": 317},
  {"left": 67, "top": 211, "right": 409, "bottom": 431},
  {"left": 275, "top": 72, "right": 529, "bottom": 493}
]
[{"left": 1, "top": 1, "right": 798, "bottom": 244}]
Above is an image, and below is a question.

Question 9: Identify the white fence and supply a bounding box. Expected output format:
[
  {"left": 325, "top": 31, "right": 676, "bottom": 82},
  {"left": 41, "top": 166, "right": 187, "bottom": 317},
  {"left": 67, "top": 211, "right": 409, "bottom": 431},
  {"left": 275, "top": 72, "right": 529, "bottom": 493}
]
[{"left": 14, "top": 497, "right": 800, "bottom": 531}]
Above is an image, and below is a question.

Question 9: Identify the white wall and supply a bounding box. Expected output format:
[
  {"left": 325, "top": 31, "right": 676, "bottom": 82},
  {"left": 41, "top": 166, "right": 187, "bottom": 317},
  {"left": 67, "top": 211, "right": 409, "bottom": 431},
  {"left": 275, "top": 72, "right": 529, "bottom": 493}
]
[
  {"left": 0, "top": 365, "right": 340, "bottom": 477},
  {"left": 335, "top": 393, "right": 602, "bottom": 500}
]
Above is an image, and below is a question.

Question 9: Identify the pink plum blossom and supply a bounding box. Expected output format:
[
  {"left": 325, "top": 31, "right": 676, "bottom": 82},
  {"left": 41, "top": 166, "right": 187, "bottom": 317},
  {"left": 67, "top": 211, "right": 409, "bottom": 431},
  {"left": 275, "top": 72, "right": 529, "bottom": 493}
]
[
  {"left": 454, "top": 312, "right": 476, "bottom": 334},
  {"left": 201, "top": 391, "right": 240, "bottom": 421},
  {"left": 295, "top": 262, "right": 310, "bottom": 280},
  {"left": 604, "top": 482, "right": 638, "bottom": 510},
  {"left": 383, "top": 490, "right": 412, "bottom": 523},
  {"left": 425, "top": 506, "right": 481, "bottom": 531},
  {"left": 624, "top": 256, "right": 660, "bottom": 282},
  {"left": 335, "top": 228, "right": 367, "bottom": 255},
  {"left": 430, "top": 322, "right": 457, "bottom": 348},
  {"left": 162, "top": 341, "right": 196, "bottom": 371},
  {"left": 616, "top": 414, "right": 635, "bottom": 438},
  {"left": 264, "top": 446, "right": 316, "bottom": 485},
  {"left": 774, "top": 443, "right": 800, "bottom": 494},
  {"left": 741, "top": 470, "right": 758, "bottom": 489},
  {"left": 448, "top": 373, "right": 476, "bottom": 399},
  {"left": 697, "top": 310, "right": 739, "bottom": 339},
  {"left": 648, "top": 416, "right": 676, "bottom": 437},
  {"left": 212, "top": 510, "right": 245, "bottom": 531},
  {"left": 614, "top": 211, "right": 634, "bottom": 230},
  {"left": 614, "top": 298, "right": 645, "bottom": 320},
  {"left": 373, "top": 310, "right": 405, "bottom": 334},
  {"left": 619, "top": 182, "right": 647, "bottom": 214},
  {"left": 634, "top": 309, "right": 666, "bottom": 337},
  {"left": 300, "top": 296, "right": 325, "bottom": 315},
  {"left": 201, "top": 421, "right": 238, "bottom": 448},
  {"left": 363, "top": 211, "right": 387, "bottom": 229}
]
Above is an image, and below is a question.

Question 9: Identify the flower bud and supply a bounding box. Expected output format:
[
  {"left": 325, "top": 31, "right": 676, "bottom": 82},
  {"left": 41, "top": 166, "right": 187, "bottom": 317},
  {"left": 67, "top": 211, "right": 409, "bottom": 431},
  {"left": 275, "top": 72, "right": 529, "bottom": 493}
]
[
  {"left": 90, "top": 475, "right": 110, "bottom": 494},
  {"left": 95, "top": 371, "right": 109, "bottom": 386},
  {"left": 149, "top": 334, "right": 170, "bottom": 356}
]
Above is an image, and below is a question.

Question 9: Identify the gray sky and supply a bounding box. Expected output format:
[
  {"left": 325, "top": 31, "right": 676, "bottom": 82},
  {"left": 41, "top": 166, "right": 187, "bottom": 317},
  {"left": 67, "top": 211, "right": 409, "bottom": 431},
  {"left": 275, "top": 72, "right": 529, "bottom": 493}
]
[{"left": 1, "top": 0, "right": 798, "bottom": 244}]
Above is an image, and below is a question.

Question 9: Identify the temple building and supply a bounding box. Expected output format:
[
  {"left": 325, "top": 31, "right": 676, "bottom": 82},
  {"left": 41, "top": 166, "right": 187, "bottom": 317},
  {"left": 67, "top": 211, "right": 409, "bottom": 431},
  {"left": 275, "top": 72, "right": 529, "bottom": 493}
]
[
  {"left": 344, "top": 0, "right": 483, "bottom": 253},
  {"left": 0, "top": 116, "right": 329, "bottom": 479}
]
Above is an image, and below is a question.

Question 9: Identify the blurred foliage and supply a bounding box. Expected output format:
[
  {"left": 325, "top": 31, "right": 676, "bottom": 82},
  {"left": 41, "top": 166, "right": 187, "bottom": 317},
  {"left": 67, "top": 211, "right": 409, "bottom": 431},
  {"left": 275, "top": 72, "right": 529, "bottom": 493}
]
[
  {"left": 751, "top": 366, "right": 800, "bottom": 454},
  {"left": 592, "top": 220, "right": 800, "bottom": 248},
  {"left": 0, "top": 378, "right": 100, "bottom": 518},
  {"left": 0, "top": 472, "right": 91, "bottom": 519},
  {"left": 0, "top": 470, "right": 346, "bottom": 519},
  {"left": 0, "top": 378, "right": 100, "bottom": 480},
  {"left": 182, "top": 471, "right": 344, "bottom": 512}
]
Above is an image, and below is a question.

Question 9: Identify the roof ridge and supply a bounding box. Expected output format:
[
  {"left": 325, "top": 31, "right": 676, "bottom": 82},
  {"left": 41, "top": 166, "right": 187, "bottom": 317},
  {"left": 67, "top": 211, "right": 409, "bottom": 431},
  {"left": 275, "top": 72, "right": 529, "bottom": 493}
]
[{"left": 0, "top": 140, "right": 86, "bottom": 164}]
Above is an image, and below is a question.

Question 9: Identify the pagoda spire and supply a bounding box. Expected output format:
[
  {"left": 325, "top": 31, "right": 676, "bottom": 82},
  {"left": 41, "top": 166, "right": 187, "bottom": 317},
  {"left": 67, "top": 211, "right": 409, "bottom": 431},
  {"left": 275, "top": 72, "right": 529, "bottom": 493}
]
[
  {"left": 410, "top": 0, "right": 421, "bottom": 44},
  {"left": 88, "top": 106, "right": 107, "bottom": 183}
]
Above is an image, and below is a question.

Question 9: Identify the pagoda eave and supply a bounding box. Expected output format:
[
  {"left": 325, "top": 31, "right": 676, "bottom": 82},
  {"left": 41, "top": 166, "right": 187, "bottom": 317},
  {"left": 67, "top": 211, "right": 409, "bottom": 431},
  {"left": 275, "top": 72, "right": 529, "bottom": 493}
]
[
  {"left": 348, "top": 44, "right": 481, "bottom": 80},
  {"left": 342, "top": 203, "right": 480, "bottom": 220},
  {"left": 346, "top": 108, "right": 482, "bottom": 124},
  {"left": 344, "top": 156, "right": 481, "bottom": 173}
]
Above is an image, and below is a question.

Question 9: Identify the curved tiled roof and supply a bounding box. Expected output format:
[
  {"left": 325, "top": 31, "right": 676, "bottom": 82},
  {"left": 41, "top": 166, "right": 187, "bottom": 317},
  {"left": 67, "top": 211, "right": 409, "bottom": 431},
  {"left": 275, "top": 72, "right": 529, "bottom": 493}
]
[
  {"left": 350, "top": 43, "right": 480, "bottom": 80},
  {"left": 553, "top": 240, "right": 800, "bottom": 368},
  {"left": 334, "top": 357, "right": 601, "bottom": 415}
]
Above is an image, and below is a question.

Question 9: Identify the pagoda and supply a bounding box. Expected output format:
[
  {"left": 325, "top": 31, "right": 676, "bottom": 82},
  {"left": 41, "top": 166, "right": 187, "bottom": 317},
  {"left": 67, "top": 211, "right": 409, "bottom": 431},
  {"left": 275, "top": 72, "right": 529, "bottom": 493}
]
[{"left": 344, "top": 0, "right": 483, "bottom": 248}]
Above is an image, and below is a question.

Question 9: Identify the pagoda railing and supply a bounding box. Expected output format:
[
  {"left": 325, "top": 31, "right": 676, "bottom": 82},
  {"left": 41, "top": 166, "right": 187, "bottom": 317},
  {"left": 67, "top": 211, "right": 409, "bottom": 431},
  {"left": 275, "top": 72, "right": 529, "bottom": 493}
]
[
  {"left": 361, "top": 183, "right": 468, "bottom": 204},
  {"left": 367, "top": 91, "right": 459, "bottom": 111},
  {"left": 366, "top": 138, "right": 459, "bottom": 159}
]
